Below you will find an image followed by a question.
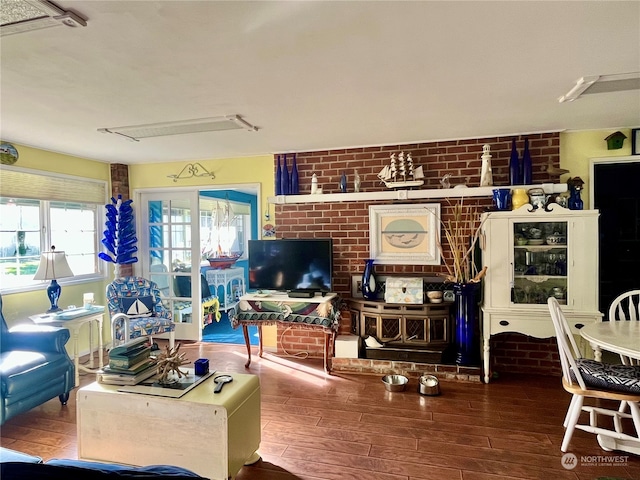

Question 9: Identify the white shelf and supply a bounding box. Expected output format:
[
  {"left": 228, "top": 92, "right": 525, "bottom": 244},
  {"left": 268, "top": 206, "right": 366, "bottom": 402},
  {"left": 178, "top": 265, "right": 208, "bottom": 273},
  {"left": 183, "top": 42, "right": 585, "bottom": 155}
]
[{"left": 268, "top": 183, "right": 568, "bottom": 205}]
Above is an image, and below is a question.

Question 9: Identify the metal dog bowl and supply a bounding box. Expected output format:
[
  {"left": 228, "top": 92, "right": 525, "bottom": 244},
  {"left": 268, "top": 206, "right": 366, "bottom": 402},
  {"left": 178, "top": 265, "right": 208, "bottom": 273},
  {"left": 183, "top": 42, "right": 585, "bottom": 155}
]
[
  {"left": 381, "top": 374, "right": 408, "bottom": 392},
  {"left": 418, "top": 374, "right": 440, "bottom": 396}
]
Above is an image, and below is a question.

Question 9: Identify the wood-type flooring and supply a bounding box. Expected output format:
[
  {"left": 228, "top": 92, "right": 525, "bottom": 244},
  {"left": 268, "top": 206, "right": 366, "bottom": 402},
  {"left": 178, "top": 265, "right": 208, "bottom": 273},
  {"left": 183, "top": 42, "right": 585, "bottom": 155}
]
[{"left": 1, "top": 341, "right": 638, "bottom": 480}]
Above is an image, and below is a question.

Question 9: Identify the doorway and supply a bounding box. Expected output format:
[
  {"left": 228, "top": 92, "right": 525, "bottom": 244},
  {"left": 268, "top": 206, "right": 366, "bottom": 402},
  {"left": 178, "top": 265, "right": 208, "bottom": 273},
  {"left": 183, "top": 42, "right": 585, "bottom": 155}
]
[{"left": 591, "top": 156, "right": 640, "bottom": 315}]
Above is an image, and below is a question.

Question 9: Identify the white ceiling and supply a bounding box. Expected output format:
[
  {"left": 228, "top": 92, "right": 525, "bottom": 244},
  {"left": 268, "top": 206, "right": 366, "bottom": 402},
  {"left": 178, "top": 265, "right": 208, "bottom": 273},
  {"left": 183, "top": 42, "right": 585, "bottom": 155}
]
[{"left": 1, "top": 1, "right": 639, "bottom": 165}]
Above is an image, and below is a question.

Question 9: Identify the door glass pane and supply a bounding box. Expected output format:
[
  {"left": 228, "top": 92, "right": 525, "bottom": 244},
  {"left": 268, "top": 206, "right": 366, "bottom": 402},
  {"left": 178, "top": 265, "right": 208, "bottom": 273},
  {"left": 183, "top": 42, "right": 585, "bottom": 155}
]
[{"left": 513, "top": 221, "right": 568, "bottom": 305}]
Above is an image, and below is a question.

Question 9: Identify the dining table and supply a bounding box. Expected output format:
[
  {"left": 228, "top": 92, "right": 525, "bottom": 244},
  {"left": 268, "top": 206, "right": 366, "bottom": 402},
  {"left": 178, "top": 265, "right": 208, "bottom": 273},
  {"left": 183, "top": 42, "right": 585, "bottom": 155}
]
[{"left": 580, "top": 320, "right": 640, "bottom": 363}]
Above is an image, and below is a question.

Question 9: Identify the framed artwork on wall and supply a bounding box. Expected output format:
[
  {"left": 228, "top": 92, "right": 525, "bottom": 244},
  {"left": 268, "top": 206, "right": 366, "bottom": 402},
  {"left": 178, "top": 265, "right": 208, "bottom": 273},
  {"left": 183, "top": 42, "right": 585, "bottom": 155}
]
[
  {"left": 368, "top": 203, "right": 441, "bottom": 265},
  {"left": 632, "top": 128, "right": 640, "bottom": 155}
]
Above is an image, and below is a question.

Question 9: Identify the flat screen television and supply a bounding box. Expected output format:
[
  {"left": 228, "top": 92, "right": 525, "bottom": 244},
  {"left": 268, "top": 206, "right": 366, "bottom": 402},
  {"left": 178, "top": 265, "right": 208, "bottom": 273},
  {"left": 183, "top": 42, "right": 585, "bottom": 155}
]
[{"left": 248, "top": 238, "right": 333, "bottom": 292}]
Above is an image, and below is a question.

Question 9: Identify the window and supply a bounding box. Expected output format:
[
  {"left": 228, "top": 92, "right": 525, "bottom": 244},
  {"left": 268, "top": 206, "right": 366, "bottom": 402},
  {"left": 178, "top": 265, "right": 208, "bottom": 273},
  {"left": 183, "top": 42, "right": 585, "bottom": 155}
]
[
  {"left": 0, "top": 197, "right": 102, "bottom": 290},
  {"left": 0, "top": 167, "right": 107, "bottom": 292}
]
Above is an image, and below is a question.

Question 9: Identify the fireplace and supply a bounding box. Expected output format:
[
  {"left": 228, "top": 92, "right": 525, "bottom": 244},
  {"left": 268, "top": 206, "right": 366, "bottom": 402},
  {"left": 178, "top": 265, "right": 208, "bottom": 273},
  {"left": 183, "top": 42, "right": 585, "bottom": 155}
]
[{"left": 348, "top": 289, "right": 455, "bottom": 364}]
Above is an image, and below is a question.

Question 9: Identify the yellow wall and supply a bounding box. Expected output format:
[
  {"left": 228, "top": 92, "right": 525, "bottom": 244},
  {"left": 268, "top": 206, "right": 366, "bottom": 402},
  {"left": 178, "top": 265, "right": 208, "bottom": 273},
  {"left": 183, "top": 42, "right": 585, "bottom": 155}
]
[
  {"left": 560, "top": 128, "right": 635, "bottom": 210},
  {"left": 1, "top": 144, "right": 111, "bottom": 357}
]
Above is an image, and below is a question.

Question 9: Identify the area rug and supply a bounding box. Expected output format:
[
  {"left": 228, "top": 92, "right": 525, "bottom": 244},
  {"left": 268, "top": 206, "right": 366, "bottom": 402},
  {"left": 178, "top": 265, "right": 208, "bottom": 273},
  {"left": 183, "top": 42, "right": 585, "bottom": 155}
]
[{"left": 202, "top": 312, "right": 258, "bottom": 345}]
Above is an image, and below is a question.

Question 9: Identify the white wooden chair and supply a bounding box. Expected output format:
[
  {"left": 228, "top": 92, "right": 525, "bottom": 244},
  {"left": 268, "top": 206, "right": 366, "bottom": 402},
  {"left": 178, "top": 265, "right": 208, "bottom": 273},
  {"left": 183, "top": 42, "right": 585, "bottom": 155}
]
[
  {"left": 608, "top": 290, "right": 640, "bottom": 365},
  {"left": 547, "top": 297, "right": 640, "bottom": 454}
]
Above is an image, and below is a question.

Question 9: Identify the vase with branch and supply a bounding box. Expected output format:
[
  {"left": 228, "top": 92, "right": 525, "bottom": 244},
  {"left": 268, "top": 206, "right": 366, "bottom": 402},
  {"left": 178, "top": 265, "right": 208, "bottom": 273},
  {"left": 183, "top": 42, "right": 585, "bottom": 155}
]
[{"left": 434, "top": 200, "right": 487, "bottom": 366}]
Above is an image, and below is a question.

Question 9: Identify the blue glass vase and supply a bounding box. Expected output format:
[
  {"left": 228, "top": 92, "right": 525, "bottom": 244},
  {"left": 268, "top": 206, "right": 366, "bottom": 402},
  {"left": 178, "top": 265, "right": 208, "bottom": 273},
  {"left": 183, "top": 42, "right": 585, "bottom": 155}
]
[
  {"left": 281, "top": 155, "right": 290, "bottom": 195},
  {"left": 340, "top": 172, "right": 347, "bottom": 193},
  {"left": 290, "top": 154, "right": 299, "bottom": 194},
  {"left": 275, "top": 155, "right": 282, "bottom": 195},
  {"left": 509, "top": 138, "right": 520, "bottom": 185},
  {"left": 522, "top": 138, "right": 532, "bottom": 185},
  {"left": 361, "top": 259, "right": 377, "bottom": 300},
  {"left": 454, "top": 282, "right": 481, "bottom": 366}
]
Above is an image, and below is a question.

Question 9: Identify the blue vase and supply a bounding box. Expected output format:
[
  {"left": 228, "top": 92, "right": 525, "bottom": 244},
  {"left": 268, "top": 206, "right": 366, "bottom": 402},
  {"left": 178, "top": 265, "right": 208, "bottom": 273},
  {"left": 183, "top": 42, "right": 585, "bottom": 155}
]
[
  {"left": 361, "top": 259, "right": 377, "bottom": 300},
  {"left": 290, "top": 154, "right": 299, "bottom": 194},
  {"left": 509, "top": 138, "right": 520, "bottom": 185},
  {"left": 522, "top": 138, "right": 532, "bottom": 185},
  {"left": 454, "top": 282, "right": 481, "bottom": 366},
  {"left": 281, "top": 155, "right": 290, "bottom": 195},
  {"left": 275, "top": 155, "right": 282, "bottom": 195},
  {"left": 340, "top": 172, "right": 347, "bottom": 193}
]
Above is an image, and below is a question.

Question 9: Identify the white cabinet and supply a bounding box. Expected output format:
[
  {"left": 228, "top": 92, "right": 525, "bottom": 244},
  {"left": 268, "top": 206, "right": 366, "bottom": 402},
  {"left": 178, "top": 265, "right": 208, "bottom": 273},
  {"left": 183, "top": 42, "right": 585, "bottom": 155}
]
[{"left": 480, "top": 204, "right": 602, "bottom": 382}]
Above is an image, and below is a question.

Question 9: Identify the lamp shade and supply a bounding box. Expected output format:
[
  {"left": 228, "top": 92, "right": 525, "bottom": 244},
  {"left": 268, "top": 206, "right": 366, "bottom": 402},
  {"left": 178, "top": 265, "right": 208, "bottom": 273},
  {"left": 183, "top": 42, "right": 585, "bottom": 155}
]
[{"left": 33, "top": 249, "right": 74, "bottom": 281}]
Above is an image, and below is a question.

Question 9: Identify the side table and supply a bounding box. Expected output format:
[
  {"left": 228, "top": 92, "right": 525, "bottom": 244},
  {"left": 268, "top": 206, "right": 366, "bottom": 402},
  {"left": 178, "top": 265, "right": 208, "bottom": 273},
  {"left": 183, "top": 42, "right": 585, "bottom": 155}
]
[
  {"left": 205, "top": 267, "right": 245, "bottom": 311},
  {"left": 29, "top": 307, "right": 105, "bottom": 387}
]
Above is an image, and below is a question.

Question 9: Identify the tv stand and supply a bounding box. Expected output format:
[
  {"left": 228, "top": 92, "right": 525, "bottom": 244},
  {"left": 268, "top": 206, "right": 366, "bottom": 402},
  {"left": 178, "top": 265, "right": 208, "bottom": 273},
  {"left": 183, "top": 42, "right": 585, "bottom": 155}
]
[{"left": 231, "top": 293, "right": 340, "bottom": 373}]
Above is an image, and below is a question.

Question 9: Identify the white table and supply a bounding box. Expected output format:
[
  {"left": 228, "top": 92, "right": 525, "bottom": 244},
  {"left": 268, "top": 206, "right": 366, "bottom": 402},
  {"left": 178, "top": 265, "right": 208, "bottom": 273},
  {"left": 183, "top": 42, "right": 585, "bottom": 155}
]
[
  {"left": 29, "top": 308, "right": 105, "bottom": 387},
  {"left": 205, "top": 267, "right": 245, "bottom": 311},
  {"left": 77, "top": 372, "right": 261, "bottom": 480},
  {"left": 580, "top": 321, "right": 640, "bottom": 363}
]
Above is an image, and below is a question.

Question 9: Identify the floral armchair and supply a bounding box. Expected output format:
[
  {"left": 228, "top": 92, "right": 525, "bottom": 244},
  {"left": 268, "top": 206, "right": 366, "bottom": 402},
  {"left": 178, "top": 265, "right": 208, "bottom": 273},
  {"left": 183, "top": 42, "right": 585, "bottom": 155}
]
[{"left": 106, "top": 276, "right": 175, "bottom": 348}]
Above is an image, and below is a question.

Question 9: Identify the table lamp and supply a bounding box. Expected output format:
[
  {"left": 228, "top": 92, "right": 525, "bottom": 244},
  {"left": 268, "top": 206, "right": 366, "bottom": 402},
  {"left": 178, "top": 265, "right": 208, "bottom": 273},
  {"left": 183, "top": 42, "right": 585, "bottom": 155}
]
[{"left": 33, "top": 246, "right": 74, "bottom": 313}]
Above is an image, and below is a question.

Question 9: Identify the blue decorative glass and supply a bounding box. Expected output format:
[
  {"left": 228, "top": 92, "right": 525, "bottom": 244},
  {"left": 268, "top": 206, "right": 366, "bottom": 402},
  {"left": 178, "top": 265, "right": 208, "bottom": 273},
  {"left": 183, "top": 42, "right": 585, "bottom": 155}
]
[
  {"left": 290, "top": 154, "right": 299, "bottom": 194},
  {"left": 361, "top": 259, "right": 377, "bottom": 300},
  {"left": 454, "top": 282, "right": 481, "bottom": 366},
  {"left": 509, "top": 138, "right": 520, "bottom": 185},
  {"left": 275, "top": 155, "right": 282, "bottom": 195},
  {"left": 522, "top": 137, "right": 532, "bottom": 185},
  {"left": 340, "top": 172, "right": 347, "bottom": 193},
  {"left": 281, "top": 155, "right": 290, "bottom": 195}
]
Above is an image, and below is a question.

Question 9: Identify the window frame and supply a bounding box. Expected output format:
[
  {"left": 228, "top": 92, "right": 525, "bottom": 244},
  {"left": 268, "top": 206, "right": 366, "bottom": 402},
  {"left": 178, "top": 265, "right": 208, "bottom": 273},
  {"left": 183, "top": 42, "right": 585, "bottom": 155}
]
[{"left": 0, "top": 168, "right": 107, "bottom": 295}]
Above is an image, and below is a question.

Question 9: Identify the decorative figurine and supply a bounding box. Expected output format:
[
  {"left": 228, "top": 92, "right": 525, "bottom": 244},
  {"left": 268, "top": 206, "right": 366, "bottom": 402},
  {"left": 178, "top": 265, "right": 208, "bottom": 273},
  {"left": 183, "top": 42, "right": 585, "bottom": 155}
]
[
  {"left": 479, "top": 144, "right": 493, "bottom": 187},
  {"left": 339, "top": 172, "right": 347, "bottom": 193},
  {"left": 377, "top": 151, "right": 424, "bottom": 189},
  {"left": 311, "top": 173, "right": 318, "bottom": 194},
  {"left": 567, "top": 177, "right": 584, "bottom": 210},
  {"left": 354, "top": 169, "right": 361, "bottom": 193}
]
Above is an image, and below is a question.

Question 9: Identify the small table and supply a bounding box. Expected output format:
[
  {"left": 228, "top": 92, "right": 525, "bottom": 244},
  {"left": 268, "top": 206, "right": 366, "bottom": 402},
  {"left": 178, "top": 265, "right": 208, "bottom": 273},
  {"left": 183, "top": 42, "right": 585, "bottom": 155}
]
[
  {"left": 231, "top": 292, "right": 340, "bottom": 373},
  {"left": 205, "top": 267, "right": 245, "bottom": 311},
  {"left": 29, "top": 307, "right": 105, "bottom": 387},
  {"left": 580, "top": 321, "right": 640, "bottom": 363},
  {"left": 77, "top": 372, "right": 261, "bottom": 480}
]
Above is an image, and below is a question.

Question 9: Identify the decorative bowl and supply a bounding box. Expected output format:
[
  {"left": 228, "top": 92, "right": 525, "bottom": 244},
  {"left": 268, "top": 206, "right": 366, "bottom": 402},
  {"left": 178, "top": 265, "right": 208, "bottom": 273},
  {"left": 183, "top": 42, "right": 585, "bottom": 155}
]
[
  {"left": 382, "top": 374, "right": 408, "bottom": 392},
  {"left": 427, "top": 291, "right": 443, "bottom": 302},
  {"left": 545, "top": 235, "right": 566, "bottom": 245}
]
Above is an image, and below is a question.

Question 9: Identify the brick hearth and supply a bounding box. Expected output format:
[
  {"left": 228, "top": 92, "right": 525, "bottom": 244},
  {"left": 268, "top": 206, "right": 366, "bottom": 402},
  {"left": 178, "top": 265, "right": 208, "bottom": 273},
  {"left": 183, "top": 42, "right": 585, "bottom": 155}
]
[{"left": 332, "top": 357, "right": 482, "bottom": 383}]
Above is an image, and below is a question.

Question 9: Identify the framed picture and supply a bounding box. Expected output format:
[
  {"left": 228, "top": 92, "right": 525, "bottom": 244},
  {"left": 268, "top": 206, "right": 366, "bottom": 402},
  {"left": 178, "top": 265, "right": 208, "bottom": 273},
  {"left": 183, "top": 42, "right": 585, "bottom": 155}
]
[
  {"left": 632, "top": 128, "right": 640, "bottom": 155},
  {"left": 369, "top": 203, "right": 441, "bottom": 265}
]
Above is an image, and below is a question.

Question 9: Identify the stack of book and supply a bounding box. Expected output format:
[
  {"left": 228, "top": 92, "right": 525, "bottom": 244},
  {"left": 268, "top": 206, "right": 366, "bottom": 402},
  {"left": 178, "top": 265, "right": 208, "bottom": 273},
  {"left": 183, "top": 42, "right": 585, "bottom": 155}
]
[{"left": 97, "top": 337, "right": 157, "bottom": 385}]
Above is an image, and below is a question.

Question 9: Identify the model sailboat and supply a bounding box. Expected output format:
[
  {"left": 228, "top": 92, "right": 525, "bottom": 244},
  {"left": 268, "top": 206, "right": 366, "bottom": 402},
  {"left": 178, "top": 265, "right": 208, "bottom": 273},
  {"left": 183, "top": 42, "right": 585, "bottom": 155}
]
[
  {"left": 377, "top": 152, "right": 424, "bottom": 189},
  {"left": 204, "top": 197, "right": 241, "bottom": 269}
]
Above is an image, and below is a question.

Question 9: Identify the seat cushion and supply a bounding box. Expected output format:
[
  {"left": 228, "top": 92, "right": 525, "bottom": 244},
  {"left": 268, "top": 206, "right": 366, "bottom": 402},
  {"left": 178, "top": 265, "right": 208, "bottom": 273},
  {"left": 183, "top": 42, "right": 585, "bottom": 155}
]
[
  {"left": 575, "top": 358, "right": 640, "bottom": 394},
  {"left": 0, "top": 351, "right": 72, "bottom": 399}
]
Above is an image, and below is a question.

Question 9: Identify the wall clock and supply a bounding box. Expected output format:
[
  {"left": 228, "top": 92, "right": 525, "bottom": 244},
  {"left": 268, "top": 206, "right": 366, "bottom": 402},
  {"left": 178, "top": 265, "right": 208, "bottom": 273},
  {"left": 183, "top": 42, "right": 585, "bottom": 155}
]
[{"left": 0, "top": 143, "right": 18, "bottom": 165}]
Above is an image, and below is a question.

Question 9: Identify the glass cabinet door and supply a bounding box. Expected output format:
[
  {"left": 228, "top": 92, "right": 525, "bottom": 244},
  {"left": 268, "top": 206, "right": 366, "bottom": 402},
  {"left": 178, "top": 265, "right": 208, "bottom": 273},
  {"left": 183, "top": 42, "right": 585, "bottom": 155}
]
[{"left": 511, "top": 220, "right": 568, "bottom": 305}]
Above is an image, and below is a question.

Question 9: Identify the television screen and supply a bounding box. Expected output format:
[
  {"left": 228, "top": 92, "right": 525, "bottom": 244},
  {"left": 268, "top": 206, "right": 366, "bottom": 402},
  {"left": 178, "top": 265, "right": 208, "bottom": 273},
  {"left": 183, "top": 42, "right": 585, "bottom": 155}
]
[{"left": 248, "top": 239, "right": 333, "bottom": 292}]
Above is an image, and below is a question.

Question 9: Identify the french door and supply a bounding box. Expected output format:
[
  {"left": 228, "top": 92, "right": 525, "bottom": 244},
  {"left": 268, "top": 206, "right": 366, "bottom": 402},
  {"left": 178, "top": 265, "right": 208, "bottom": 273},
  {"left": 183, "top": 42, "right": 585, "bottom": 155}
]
[{"left": 137, "top": 190, "right": 202, "bottom": 341}]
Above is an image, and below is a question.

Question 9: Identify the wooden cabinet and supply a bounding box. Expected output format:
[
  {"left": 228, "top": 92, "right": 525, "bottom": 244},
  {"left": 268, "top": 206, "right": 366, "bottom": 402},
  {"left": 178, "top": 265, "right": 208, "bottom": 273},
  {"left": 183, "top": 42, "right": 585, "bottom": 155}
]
[{"left": 481, "top": 204, "right": 602, "bottom": 382}]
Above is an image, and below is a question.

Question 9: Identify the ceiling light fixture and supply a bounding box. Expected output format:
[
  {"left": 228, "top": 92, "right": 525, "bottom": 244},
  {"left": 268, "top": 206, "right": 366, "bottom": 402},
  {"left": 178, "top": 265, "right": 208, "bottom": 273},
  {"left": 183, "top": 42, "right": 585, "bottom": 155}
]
[
  {"left": 98, "top": 115, "right": 258, "bottom": 141},
  {"left": 0, "top": 0, "right": 86, "bottom": 37},
  {"left": 558, "top": 71, "right": 640, "bottom": 103}
]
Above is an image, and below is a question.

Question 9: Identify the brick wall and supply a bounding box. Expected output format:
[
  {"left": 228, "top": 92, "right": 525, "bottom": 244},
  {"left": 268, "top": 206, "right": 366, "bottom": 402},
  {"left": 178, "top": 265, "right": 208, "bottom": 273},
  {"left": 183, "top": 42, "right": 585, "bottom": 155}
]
[{"left": 273, "top": 133, "right": 562, "bottom": 375}]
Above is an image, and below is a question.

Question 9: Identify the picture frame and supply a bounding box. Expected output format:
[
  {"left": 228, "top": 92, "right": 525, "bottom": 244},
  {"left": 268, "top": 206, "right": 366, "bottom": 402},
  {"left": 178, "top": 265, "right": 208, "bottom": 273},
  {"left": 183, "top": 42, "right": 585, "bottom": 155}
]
[
  {"left": 368, "top": 203, "right": 440, "bottom": 265},
  {"left": 632, "top": 128, "right": 640, "bottom": 155}
]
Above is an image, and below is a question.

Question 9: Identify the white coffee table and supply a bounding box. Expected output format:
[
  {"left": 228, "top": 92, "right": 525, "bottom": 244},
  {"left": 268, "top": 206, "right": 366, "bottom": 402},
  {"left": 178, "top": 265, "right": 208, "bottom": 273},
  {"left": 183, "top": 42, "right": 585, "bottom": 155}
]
[{"left": 77, "top": 371, "right": 260, "bottom": 480}]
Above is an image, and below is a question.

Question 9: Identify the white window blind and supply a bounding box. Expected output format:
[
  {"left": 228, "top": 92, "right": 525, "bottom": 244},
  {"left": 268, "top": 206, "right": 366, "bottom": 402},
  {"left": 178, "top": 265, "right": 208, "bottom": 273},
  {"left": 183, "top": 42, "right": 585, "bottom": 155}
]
[{"left": 0, "top": 166, "right": 107, "bottom": 204}]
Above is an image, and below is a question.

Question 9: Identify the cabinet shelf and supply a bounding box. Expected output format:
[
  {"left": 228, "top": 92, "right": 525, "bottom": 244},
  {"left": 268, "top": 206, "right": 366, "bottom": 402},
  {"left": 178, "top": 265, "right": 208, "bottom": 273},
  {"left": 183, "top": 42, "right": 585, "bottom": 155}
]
[{"left": 268, "top": 183, "right": 568, "bottom": 205}]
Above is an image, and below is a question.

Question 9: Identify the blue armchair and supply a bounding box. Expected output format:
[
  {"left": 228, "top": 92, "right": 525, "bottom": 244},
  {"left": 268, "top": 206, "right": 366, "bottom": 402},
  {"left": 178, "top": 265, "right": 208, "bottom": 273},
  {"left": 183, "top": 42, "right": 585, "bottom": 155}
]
[{"left": 0, "top": 295, "right": 75, "bottom": 425}]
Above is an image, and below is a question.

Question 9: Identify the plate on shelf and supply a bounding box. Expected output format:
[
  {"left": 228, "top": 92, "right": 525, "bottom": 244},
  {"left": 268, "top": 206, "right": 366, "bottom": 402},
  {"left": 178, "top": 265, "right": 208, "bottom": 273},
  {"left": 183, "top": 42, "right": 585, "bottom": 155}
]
[{"left": 528, "top": 239, "right": 544, "bottom": 245}]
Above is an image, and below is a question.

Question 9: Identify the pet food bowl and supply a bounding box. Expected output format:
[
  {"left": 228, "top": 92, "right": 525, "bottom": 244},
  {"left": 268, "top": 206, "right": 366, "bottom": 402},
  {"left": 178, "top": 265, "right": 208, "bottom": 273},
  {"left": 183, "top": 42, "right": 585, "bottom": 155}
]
[
  {"left": 382, "top": 375, "right": 408, "bottom": 392},
  {"left": 418, "top": 374, "right": 441, "bottom": 396}
]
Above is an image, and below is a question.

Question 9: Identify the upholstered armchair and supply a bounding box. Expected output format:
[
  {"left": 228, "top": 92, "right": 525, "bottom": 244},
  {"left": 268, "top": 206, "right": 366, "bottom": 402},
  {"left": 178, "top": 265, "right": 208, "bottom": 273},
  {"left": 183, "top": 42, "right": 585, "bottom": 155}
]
[
  {"left": 106, "top": 276, "right": 175, "bottom": 348},
  {"left": 0, "top": 295, "right": 75, "bottom": 425}
]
